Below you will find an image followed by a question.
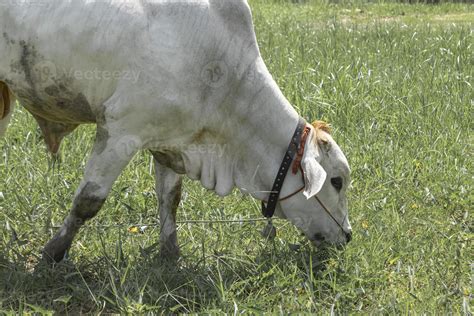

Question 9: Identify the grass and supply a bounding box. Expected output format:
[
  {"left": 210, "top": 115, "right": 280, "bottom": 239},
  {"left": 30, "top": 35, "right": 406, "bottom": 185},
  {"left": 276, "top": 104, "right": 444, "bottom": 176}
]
[{"left": 1, "top": 0, "right": 472, "bottom": 314}]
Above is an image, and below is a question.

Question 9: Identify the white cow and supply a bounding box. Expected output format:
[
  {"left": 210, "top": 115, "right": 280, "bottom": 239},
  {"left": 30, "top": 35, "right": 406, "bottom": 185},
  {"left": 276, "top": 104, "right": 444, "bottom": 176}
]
[{"left": 0, "top": 0, "right": 352, "bottom": 262}]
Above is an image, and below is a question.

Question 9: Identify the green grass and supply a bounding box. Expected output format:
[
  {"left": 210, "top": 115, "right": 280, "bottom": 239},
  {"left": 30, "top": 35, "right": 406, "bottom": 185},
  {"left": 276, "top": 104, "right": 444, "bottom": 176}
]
[{"left": 1, "top": 1, "right": 472, "bottom": 314}]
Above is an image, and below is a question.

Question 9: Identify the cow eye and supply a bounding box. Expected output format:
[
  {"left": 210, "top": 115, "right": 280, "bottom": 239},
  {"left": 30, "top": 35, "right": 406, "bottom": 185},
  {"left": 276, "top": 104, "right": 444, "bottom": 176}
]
[{"left": 331, "top": 177, "right": 343, "bottom": 192}]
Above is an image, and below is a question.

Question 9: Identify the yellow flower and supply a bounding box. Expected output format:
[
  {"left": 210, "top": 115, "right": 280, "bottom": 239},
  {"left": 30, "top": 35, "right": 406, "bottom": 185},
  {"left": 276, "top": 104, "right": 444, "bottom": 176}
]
[
  {"left": 413, "top": 159, "right": 422, "bottom": 170},
  {"left": 361, "top": 220, "right": 369, "bottom": 229},
  {"left": 128, "top": 226, "right": 140, "bottom": 234}
]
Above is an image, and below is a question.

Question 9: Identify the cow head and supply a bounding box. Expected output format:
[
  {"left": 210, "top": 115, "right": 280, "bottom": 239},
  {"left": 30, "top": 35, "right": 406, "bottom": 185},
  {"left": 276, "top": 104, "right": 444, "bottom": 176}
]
[{"left": 276, "top": 121, "right": 352, "bottom": 246}]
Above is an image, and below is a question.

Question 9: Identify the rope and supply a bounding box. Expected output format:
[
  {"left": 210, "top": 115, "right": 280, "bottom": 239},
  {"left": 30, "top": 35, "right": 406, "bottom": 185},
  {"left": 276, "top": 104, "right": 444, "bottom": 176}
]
[
  {"left": 52, "top": 217, "right": 279, "bottom": 230},
  {"left": 50, "top": 187, "right": 280, "bottom": 231}
]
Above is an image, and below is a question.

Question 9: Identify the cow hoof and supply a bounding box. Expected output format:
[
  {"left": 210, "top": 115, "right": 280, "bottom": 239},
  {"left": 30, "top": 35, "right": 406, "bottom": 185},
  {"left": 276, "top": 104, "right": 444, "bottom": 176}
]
[
  {"left": 160, "top": 242, "right": 180, "bottom": 261},
  {"left": 42, "top": 248, "right": 67, "bottom": 264},
  {"left": 42, "top": 238, "right": 72, "bottom": 263}
]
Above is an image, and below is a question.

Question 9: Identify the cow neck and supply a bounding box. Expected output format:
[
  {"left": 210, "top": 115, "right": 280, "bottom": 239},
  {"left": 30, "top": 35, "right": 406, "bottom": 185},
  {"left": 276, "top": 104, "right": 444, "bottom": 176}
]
[{"left": 228, "top": 58, "right": 303, "bottom": 202}]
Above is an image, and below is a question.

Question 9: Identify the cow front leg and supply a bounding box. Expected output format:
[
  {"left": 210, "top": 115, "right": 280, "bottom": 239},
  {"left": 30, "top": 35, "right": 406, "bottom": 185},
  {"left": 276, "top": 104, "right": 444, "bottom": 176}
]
[
  {"left": 153, "top": 158, "right": 182, "bottom": 259},
  {"left": 42, "top": 129, "right": 140, "bottom": 263}
]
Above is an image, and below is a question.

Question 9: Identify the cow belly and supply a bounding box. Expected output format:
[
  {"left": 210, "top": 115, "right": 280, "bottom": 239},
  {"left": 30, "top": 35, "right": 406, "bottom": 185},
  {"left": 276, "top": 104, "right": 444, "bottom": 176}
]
[{"left": 14, "top": 86, "right": 97, "bottom": 124}]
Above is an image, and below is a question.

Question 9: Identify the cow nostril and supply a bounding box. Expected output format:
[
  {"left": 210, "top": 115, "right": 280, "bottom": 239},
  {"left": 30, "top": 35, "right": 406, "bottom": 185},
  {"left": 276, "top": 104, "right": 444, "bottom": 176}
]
[
  {"left": 313, "top": 233, "right": 325, "bottom": 242},
  {"left": 345, "top": 231, "right": 352, "bottom": 243}
]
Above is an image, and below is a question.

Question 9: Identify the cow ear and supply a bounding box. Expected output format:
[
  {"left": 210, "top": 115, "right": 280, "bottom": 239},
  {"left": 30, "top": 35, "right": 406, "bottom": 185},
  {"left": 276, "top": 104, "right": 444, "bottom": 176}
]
[
  {"left": 301, "top": 131, "right": 327, "bottom": 199},
  {"left": 301, "top": 156, "right": 327, "bottom": 199}
]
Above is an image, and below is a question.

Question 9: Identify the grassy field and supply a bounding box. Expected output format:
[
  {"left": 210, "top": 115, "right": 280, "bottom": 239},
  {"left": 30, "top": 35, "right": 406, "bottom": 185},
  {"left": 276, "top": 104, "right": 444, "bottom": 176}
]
[{"left": 1, "top": 0, "right": 472, "bottom": 314}]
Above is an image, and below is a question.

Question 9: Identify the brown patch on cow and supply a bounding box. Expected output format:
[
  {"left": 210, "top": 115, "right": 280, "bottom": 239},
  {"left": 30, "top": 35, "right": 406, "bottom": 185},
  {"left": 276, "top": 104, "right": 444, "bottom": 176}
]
[
  {"left": 192, "top": 128, "right": 212, "bottom": 143},
  {"left": 191, "top": 127, "right": 226, "bottom": 145},
  {"left": 0, "top": 82, "right": 11, "bottom": 120}
]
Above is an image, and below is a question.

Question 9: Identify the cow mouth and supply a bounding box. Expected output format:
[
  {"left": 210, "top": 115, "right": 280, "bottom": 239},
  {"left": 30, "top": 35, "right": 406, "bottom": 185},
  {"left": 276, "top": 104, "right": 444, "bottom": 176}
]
[
  {"left": 309, "top": 232, "right": 326, "bottom": 247},
  {"left": 309, "top": 233, "right": 349, "bottom": 249}
]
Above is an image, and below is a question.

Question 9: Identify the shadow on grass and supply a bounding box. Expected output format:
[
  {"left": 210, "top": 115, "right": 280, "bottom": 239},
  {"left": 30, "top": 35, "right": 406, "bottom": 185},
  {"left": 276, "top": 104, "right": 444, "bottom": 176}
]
[{"left": 0, "top": 242, "right": 339, "bottom": 313}]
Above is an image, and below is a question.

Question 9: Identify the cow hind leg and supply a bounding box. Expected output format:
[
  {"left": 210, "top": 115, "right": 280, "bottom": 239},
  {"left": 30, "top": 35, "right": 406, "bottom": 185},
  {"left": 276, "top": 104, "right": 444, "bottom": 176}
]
[
  {"left": 153, "top": 157, "right": 182, "bottom": 259},
  {"left": 42, "top": 127, "right": 140, "bottom": 263}
]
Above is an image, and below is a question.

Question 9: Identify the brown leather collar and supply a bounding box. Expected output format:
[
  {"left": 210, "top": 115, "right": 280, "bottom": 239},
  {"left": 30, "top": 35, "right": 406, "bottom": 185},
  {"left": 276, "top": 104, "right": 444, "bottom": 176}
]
[{"left": 262, "top": 117, "right": 310, "bottom": 218}]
